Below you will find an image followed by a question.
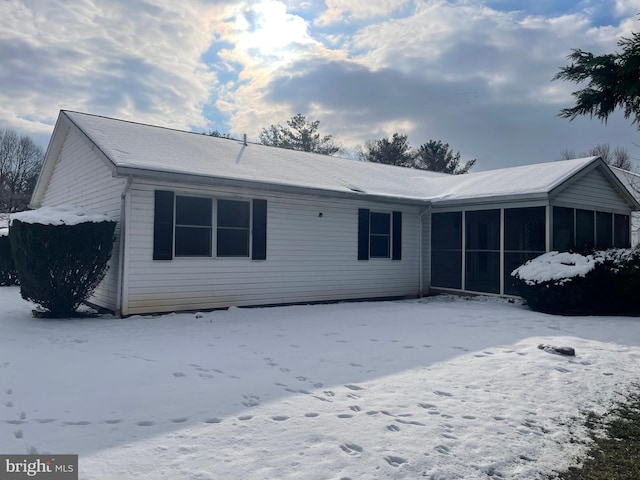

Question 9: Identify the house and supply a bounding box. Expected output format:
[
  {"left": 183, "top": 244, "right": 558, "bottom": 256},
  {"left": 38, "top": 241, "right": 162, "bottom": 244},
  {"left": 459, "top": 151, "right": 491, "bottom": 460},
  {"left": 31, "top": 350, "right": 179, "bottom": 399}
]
[{"left": 29, "top": 111, "right": 640, "bottom": 316}]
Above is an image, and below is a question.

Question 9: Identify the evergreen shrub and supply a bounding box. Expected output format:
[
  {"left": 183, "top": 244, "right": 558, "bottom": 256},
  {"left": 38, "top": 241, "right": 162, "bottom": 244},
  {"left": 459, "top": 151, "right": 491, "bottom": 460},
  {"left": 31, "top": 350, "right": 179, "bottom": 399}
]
[
  {"left": 512, "top": 248, "right": 640, "bottom": 315},
  {"left": 0, "top": 230, "right": 18, "bottom": 286},
  {"left": 9, "top": 216, "right": 115, "bottom": 317}
]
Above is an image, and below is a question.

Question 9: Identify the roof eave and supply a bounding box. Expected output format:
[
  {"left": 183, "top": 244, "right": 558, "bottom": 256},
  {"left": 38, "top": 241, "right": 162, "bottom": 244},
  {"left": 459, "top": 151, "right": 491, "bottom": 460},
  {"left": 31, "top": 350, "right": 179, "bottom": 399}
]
[
  {"left": 113, "top": 165, "right": 431, "bottom": 207},
  {"left": 430, "top": 192, "right": 550, "bottom": 208}
]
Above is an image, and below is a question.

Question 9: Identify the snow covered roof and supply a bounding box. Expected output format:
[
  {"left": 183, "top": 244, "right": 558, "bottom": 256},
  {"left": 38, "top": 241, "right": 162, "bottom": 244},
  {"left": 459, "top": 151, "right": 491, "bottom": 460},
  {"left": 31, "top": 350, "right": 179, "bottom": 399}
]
[{"left": 39, "top": 111, "right": 634, "bottom": 207}]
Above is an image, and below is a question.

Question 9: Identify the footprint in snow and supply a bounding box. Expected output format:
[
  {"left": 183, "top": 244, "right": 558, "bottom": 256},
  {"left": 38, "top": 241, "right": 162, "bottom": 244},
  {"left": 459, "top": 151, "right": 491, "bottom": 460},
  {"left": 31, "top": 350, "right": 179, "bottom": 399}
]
[
  {"left": 396, "top": 419, "right": 425, "bottom": 426},
  {"left": 242, "top": 395, "right": 260, "bottom": 408},
  {"left": 104, "top": 419, "right": 122, "bottom": 424},
  {"left": 340, "top": 443, "right": 363, "bottom": 456},
  {"left": 35, "top": 419, "right": 56, "bottom": 424},
  {"left": 136, "top": 421, "right": 154, "bottom": 427},
  {"left": 171, "top": 417, "right": 188, "bottom": 423},
  {"left": 435, "top": 445, "right": 451, "bottom": 455},
  {"left": 345, "top": 384, "right": 364, "bottom": 391},
  {"left": 14, "top": 430, "right": 22, "bottom": 439},
  {"left": 205, "top": 418, "right": 222, "bottom": 424},
  {"left": 337, "top": 414, "right": 353, "bottom": 419},
  {"left": 172, "top": 372, "right": 186, "bottom": 378},
  {"left": 386, "top": 425, "right": 400, "bottom": 432},
  {"left": 349, "top": 405, "right": 361, "bottom": 412},
  {"left": 305, "top": 412, "right": 319, "bottom": 418},
  {"left": 384, "top": 455, "right": 407, "bottom": 467},
  {"left": 238, "top": 415, "right": 253, "bottom": 421},
  {"left": 271, "top": 416, "right": 289, "bottom": 422},
  {"left": 434, "top": 390, "right": 453, "bottom": 397}
]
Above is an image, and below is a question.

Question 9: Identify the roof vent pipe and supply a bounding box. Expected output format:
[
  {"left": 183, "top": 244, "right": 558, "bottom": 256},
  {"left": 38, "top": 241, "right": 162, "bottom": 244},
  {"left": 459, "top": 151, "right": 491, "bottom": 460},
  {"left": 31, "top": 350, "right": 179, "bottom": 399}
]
[{"left": 243, "top": 134, "right": 247, "bottom": 146}]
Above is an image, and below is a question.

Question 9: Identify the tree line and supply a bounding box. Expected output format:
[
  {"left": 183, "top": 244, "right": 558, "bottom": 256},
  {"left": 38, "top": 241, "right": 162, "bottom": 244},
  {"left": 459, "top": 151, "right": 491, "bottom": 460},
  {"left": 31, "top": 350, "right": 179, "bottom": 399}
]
[
  {"left": 0, "top": 128, "right": 44, "bottom": 213},
  {"left": 256, "top": 113, "right": 476, "bottom": 174}
]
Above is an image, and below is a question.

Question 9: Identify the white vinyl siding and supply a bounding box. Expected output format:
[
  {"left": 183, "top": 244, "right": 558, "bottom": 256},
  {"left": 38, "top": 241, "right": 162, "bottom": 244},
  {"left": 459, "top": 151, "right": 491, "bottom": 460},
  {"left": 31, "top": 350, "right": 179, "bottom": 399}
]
[
  {"left": 40, "top": 130, "right": 125, "bottom": 310},
  {"left": 123, "top": 181, "right": 420, "bottom": 315},
  {"left": 553, "top": 168, "right": 632, "bottom": 213}
]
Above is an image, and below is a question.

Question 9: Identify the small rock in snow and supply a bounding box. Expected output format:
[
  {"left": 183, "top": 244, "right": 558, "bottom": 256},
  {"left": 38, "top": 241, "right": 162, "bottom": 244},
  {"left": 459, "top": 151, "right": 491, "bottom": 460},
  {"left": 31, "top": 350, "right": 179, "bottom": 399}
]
[{"left": 538, "top": 344, "right": 575, "bottom": 356}]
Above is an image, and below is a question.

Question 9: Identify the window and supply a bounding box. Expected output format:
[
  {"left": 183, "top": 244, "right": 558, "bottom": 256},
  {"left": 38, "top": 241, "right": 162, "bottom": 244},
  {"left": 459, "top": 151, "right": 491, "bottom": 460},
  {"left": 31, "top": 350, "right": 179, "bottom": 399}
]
[
  {"left": 153, "top": 191, "right": 267, "bottom": 261},
  {"left": 357, "top": 209, "right": 401, "bottom": 260},
  {"left": 596, "top": 212, "right": 613, "bottom": 249},
  {"left": 370, "top": 212, "right": 390, "bottom": 258},
  {"left": 575, "top": 209, "right": 595, "bottom": 252},
  {"left": 431, "top": 212, "right": 462, "bottom": 289},
  {"left": 175, "top": 195, "right": 212, "bottom": 256},
  {"left": 553, "top": 207, "right": 628, "bottom": 252},
  {"left": 504, "top": 207, "right": 546, "bottom": 295},
  {"left": 614, "top": 214, "right": 630, "bottom": 248},
  {"left": 465, "top": 209, "right": 500, "bottom": 294},
  {"left": 217, "top": 199, "right": 250, "bottom": 257},
  {"left": 553, "top": 207, "right": 574, "bottom": 251}
]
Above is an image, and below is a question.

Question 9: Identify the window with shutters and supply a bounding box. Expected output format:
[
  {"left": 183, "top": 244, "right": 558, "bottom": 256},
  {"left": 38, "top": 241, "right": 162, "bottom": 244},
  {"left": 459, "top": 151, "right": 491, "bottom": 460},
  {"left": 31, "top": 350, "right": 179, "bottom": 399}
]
[{"left": 153, "top": 191, "right": 267, "bottom": 261}]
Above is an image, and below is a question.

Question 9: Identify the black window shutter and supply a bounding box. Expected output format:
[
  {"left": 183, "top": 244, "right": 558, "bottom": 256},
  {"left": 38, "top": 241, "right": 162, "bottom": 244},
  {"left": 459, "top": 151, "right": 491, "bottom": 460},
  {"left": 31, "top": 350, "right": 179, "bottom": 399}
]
[
  {"left": 358, "top": 208, "right": 370, "bottom": 260},
  {"left": 252, "top": 199, "right": 267, "bottom": 260},
  {"left": 153, "top": 190, "right": 174, "bottom": 260},
  {"left": 392, "top": 211, "right": 402, "bottom": 260}
]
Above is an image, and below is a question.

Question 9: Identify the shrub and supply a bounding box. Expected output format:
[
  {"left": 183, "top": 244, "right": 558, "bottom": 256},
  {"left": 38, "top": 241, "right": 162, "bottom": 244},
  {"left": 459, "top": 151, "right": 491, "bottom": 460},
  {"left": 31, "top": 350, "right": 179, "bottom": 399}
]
[
  {"left": 512, "top": 248, "right": 640, "bottom": 315},
  {"left": 0, "top": 229, "right": 18, "bottom": 286},
  {"left": 9, "top": 206, "right": 115, "bottom": 317}
]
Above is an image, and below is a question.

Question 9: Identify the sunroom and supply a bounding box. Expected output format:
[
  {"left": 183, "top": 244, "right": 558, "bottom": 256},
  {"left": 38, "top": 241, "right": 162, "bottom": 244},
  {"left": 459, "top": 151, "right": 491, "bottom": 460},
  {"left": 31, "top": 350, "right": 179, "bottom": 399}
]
[
  {"left": 426, "top": 156, "right": 638, "bottom": 297},
  {"left": 430, "top": 205, "right": 631, "bottom": 296}
]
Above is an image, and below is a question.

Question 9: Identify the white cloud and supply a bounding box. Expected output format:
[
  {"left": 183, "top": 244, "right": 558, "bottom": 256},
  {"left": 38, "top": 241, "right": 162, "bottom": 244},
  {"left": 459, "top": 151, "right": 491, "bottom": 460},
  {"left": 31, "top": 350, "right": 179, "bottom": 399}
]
[
  {"left": 615, "top": 0, "right": 640, "bottom": 16},
  {"left": 316, "top": 0, "right": 412, "bottom": 25},
  {"left": 0, "top": 0, "right": 224, "bottom": 139},
  {"left": 212, "top": 0, "right": 347, "bottom": 139}
]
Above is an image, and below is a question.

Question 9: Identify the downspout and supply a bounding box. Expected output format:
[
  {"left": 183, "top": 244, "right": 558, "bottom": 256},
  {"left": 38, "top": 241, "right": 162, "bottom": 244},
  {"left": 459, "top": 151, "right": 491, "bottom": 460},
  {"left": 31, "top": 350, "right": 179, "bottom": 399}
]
[
  {"left": 418, "top": 205, "right": 431, "bottom": 296},
  {"left": 115, "top": 176, "right": 133, "bottom": 318}
]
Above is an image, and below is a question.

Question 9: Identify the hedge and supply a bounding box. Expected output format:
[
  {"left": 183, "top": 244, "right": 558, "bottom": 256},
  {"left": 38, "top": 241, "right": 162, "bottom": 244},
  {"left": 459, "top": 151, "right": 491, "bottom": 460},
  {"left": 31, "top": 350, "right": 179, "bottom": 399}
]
[
  {"left": 512, "top": 248, "right": 640, "bottom": 315},
  {"left": 9, "top": 219, "right": 115, "bottom": 317},
  {"left": 0, "top": 230, "right": 18, "bottom": 286}
]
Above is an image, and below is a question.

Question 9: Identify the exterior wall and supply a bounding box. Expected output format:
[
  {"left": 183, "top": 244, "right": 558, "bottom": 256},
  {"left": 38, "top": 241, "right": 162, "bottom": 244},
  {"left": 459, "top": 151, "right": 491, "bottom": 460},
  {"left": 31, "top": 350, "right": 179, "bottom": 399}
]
[
  {"left": 552, "top": 168, "right": 631, "bottom": 213},
  {"left": 40, "top": 129, "right": 126, "bottom": 310},
  {"left": 122, "top": 180, "right": 422, "bottom": 315}
]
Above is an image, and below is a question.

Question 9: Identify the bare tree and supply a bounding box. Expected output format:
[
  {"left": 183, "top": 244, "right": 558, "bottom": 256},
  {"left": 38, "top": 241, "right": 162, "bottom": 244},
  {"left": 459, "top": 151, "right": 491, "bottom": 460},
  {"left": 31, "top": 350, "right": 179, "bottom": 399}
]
[
  {"left": 0, "top": 128, "right": 44, "bottom": 212},
  {"left": 557, "top": 143, "right": 633, "bottom": 171},
  {"left": 611, "top": 147, "right": 633, "bottom": 170}
]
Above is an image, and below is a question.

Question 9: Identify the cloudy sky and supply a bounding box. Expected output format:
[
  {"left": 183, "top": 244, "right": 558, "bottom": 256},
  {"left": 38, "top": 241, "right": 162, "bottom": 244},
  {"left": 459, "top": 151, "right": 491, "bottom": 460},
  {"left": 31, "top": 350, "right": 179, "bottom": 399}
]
[{"left": 1, "top": 0, "right": 640, "bottom": 171}]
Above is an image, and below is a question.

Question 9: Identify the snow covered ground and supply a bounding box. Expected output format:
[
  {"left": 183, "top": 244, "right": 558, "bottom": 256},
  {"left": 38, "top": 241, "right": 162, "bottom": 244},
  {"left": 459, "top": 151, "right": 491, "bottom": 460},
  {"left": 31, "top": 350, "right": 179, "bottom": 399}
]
[{"left": 1, "top": 288, "right": 639, "bottom": 480}]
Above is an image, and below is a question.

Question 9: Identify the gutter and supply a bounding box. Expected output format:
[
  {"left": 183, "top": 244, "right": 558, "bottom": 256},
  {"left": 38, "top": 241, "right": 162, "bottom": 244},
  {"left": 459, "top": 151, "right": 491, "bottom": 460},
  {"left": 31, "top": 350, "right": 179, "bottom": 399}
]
[
  {"left": 115, "top": 176, "right": 133, "bottom": 317},
  {"left": 418, "top": 205, "right": 431, "bottom": 296},
  {"left": 113, "top": 165, "right": 430, "bottom": 208}
]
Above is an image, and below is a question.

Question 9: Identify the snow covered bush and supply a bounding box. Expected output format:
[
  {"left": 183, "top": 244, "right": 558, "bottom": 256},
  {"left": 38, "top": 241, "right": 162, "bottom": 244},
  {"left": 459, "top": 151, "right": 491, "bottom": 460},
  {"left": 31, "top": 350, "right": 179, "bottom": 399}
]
[
  {"left": 0, "top": 228, "right": 18, "bottom": 286},
  {"left": 9, "top": 206, "right": 115, "bottom": 317},
  {"left": 512, "top": 249, "right": 640, "bottom": 315}
]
